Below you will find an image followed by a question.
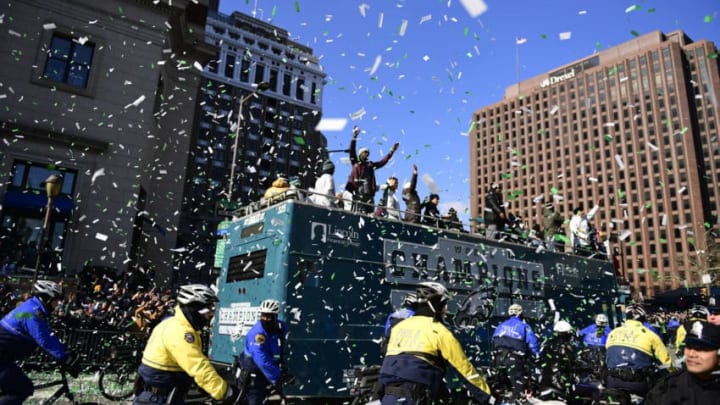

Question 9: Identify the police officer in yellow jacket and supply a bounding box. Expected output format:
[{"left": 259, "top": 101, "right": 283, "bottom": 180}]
[
  {"left": 605, "top": 304, "right": 673, "bottom": 397},
  {"left": 379, "top": 282, "right": 492, "bottom": 404},
  {"left": 133, "top": 284, "right": 238, "bottom": 404}
]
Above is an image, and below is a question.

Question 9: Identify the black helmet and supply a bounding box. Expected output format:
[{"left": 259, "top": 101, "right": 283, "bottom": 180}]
[{"left": 625, "top": 304, "right": 647, "bottom": 321}]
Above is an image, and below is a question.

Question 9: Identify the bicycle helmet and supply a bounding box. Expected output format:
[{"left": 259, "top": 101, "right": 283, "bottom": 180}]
[
  {"left": 689, "top": 305, "right": 710, "bottom": 319},
  {"left": 508, "top": 303, "right": 523, "bottom": 316},
  {"left": 402, "top": 292, "right": 417, "bottom": 307},
  {"left": 595, "top": 313, "right": 609, "bottom": 327},
  {"left": 33, "top": 280, "right": 62, "bottom": 299},
  {"left": 625, "top": 304, "right": 647, "bottom": 321},
  {"left": 259, "top": 299, "right": 281, "bottom": 314},
  {"left": 177, "top": 284, "right": 218, "bottom": 306},
  {"left": 415, "top": 282, "right": 450, "bottom": 303},
  {"left": 554, "top": 320, "right": 573, "bottom": 333}
]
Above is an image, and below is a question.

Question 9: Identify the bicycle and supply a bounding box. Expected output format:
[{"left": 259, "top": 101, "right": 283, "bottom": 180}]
[
  {"left": 98, "top": 334, "right": 144, "bottom": 401},
  {"left": 25, "top": 368, "right": 101, "bottom": 405}
]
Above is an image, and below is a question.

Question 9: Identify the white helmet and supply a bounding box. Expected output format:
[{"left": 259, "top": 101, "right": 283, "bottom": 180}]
[
  {"left": 595, "top": 313, "right": 609, "bottom": 327},
  {"left": 177, "top": 284, "right": 218, "bottom": 306},
  {"left": 415, "top": 282, "right": 451, "bottom": 303},
  {"left": 33, "top": 280, "right": 62, "bottom": 299},
  {"left": 259, "top": 299, "right": 280, "bottom": 314},
  {"left": 508, "top": 303, "right": 523, "bottom": 316},
  {"left": 554, "top": 320, "right": 573, "bottom": 333}
]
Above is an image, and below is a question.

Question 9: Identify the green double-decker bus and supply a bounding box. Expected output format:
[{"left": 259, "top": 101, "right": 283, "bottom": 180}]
[{"left": 210, "top": 198, "right": 620, "bottom": 402}]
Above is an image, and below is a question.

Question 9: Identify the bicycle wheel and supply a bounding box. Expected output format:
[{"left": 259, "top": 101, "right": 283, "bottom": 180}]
[{"left": 98, "top": 361, "right": 137, "bottom": 401}]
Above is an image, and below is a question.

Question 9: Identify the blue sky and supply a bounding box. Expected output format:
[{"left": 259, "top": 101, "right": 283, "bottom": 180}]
[{"left": 219, "top": 0, "right": 719, "bottom": 223}]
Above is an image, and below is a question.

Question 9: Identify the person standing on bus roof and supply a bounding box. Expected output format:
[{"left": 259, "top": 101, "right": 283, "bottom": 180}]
[
  {"left": 376, "top": 176, "right": 401, "bottom": 220},
  {"left": 237, "top": 299, "right": 293, "bottom": 405},
  {"left": 134, "top": 284, "right": 239, "bottom": 404},
  {"left": 484, "top": 183, "right": 506, "bottom": 239},
  {"left": 347, "top": 125, "right": 399, "bottom": 214},
  {"left": 378, "top": 282, "right": 492, "bottom": 404},
  {"left": 309, "top": 159, "right": 336, "bottom": 208},
  {"left": 491, "top": 303, "right": 540, "bottom": 403},
  {"left": 421, "top": 194, "right": 441, "bottom": 227},
  {"left": 402, "top": 164, "right": 421, "bottom": 224}
]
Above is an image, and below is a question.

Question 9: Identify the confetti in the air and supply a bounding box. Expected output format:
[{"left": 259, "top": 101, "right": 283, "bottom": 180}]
[
  {"left": 315, "top": 118, "right": 348, "bottom": 132},
  {"left": 95, "top": 233, "right": 108, "bottom": 242},
  {"left": 399, "top": 19, "right": 408, "bottom": 36},
  {"left": 369, "top": 55, "right": 382, "bottom": 76},
  {"left": 559, "top": 32, "right": 572, "bottom": 40},
  {"left": 124, "top": 95, "right": 146, "bottom": 109},
  {"left": 459, "top": 0, "right": 488, "bottom": 18},
  {"left": 43, "top": 23, "right": 56, "bottom": 30},
  {"left": 614, "top": 154, "right": 625, "bottom": 170},
  {"left": 91, "top": 168, "right": 105, "bottom": 185}
]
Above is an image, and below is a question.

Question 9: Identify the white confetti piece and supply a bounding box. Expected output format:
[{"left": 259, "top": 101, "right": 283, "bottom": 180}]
[
  {"left": 647, "top": 142, "right": 658, "bottom": 151},
  {"left": 91, "top": 168, "right": 105, "bottom": 185},
  {"left": 43, "top": 23, "right": 56, "bottom": 30},
  {"left": 124, "top": 95, "right": 146, "bottom": 109},
  {"left": 548, "top": 299, "right": 556, "bottom": 311},
  {"left": 77, "top": 36, "right": 88, "bottom": 45},
  {"left": 625, "top": 4, "right": 640, "bottom": 13},
  {"left": 399, "top": 19, "right": 408, "bottom": 36},
  {"left": 378, "top": 12, "right": 384, "bottom": 28},
  {"left": 661, "top": 214, "right": 667, "bottom": 226},
  {"left": 516, "top": 37, "right": 527, "bottom": 45},
  {"left": 550, "top": 105, "right": 559, "bottom": 115},
  {"left": 559, "top": 32, "right": 572, "bottom": 40},
  {"left": 350, "top": 107, "right": 366, "bottom": 121},
  {"left": 88, "top": 19, "right": 97, "bottom": 24},
  {"left": 579, "top": 10, "right": 587, "bottom": 15},
  {"left": 459, "top": 0, "right": 488, "bottom": 18},
  {"left": 678, "top": 186, "right": 686, "bottom": 194},
  {"left": 193, "top": 61, "right": 204, "bottom": 71},
  {"left": 95, "top": 232, "right": 108, "bottom": 242},
  {"left": 614, "top": 154, "right": 625, "bottom": 170},
  {"left": 315, "top": 118, "right": 348, "bottom": 132},
  {"left": 369, "top": 55, "right": 382, "bottom": 76},
  {"left": 618, "top": 229, "right": 632, "bottom": 241},
  {"left": 8, "top": 30, "right": 21, "bottom": 37},
  {"left": 422, "top": 55, "right": 430, "bottom": 62},
  {"left": 419, "top": 14, "right": 432, "bottom": 24},
  {"left": 588, "top": 176, "right": 598, "bottom": 182},
  {"left": 358, "top": 3, "right": 369, "bottom": 17}
]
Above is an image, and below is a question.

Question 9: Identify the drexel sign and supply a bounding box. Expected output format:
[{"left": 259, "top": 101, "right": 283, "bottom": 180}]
[{"left": 541, "top": 67, "right": 576, "bottom": 88}]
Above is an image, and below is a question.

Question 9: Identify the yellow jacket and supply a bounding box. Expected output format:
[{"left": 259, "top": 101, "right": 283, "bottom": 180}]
[
  {"left": 606, "top": 320, "right": 672, "bottom": 371},
  {"left": 385, "top": 315, "right": 490, "bottom": 394},
  {"left": 140, "top": 306, "right": 227, "bottom": 400}
]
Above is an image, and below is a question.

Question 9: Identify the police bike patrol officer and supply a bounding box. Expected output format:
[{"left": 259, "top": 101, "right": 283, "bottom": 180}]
[
  {"left": 0, "top": 280, "right": 80, "bottom": 404},
  {"left": 605, "top": 304, "right": 673, "bottom": 399},
  {"left": 491, "top": 303, "right": 540, "bottom": 403},
  {"left": 236, "top": 299, "right": 294, "bottom": 405},
  {"left": 134, "top": 284, "right": 239, "bottom": 404},
  {"left": 675, "top": 304, "right": 710, "bottom": 354},
  {"left": 378, "top": 282, "right": 492, "bottom": 405}
]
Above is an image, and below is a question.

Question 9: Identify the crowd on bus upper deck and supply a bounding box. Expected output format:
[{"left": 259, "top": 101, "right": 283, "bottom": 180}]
[{"left": 261, "top": 125, "right": 613, "bottom": 261}]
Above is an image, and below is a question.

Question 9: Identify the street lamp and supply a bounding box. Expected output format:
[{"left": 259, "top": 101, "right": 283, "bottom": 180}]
[
  {"left": 33, "top": 174, "right": 64, "bottom": 283},
  {"left": 226, "top": 81, "right": 271, "bottom": 204}
]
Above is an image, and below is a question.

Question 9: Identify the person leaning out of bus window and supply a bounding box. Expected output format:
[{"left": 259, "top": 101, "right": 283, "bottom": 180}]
[
  {"left": 644, "top": 320, "right": 720, "bottom": 405},
  {"left": 134, "top": 284, "right": 239, "bottom": 405},
  {"left": 378, "top": 282, "right": 492, "bottom": 404},
  {"left": 237, "top": 299, "right": 294, "bottom": 405},
  {"left": 0, "top": 280, "right": 80, "bottom": 405}
]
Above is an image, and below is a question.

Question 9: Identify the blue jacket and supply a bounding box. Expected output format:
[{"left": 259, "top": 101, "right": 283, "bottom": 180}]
[
  {"left": 0, "top": 296, "right": 67, "bottom": 361},
  {"left": 577, "top": 324, "right": 610, "bottom": 347},
  {"left": 492, "top": 315, "right": 540, "bottom": 356},
  {"left": 384, "top": 308, "right": 414, "bottom": 337},
  {"left": 241, "top": 319, "right": 288, "bottom": 384}
]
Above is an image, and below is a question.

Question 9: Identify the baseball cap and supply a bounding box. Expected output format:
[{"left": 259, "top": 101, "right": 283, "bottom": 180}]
[{"left": 684, "top": 320, "right": 720, "bottom": 350}]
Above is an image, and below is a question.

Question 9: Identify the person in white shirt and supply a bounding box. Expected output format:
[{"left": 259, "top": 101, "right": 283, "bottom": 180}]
[{"left": 309, "top": 160, "right": 336, "bottom": 207}]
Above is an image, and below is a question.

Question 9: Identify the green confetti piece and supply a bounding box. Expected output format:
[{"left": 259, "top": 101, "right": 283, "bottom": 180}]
[
  {"left": 596, "top": 42, "right": 603, "bottom": 50},
  {"left": 680, "top": 127, "right": 688, "bottom": 134},
  {"left": 294, "top": 1, "right": 300, "bottom": 12},
  {"left": 293, "top": 136, "right": 306, "bottom": 145},
  {"left": 604, "top": 134, "right": 614, "bottom": 142},
  {"left": 618, "top": 189, "right": 625, "bottom": 198},
  {"left": 464, "top": 27, "right": 469, "bottom": 36},
  {"left": 631, "top": 30, "right": 640, "bottom": 37},
  {"left": 331, "top": 273, "right": 336, "bottom": 281},
  {"left": 704, "top": 15, "right": 713, "bottom": 23},
  {"left": 659, "top": 238, "right": 666, "bottom": 244},
  {"left": 648, "top": 8, "right": 656, "bottom": 13},
  {"left": 709, "top": 52, "right": 719, "bottom": 59},
  {"left": 541, "top": 34, "right": 547, "bottom": 39},
  {"left": 271, "top": 5, "right": 277, "bottom": 18},
  {"left": 645, "top": 202, "right": 652, "bottom": 209},
  {"left": 550, "top": 187, "right": 559, "bottom": 194}
]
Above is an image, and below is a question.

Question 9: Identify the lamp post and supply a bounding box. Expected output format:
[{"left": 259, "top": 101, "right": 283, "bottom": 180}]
[
  {"left": 226, "top": 81, "right": 270, "bottom": 204},
  {"left": 33, "top": 174, "right": 64, "bottom": 283}
]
